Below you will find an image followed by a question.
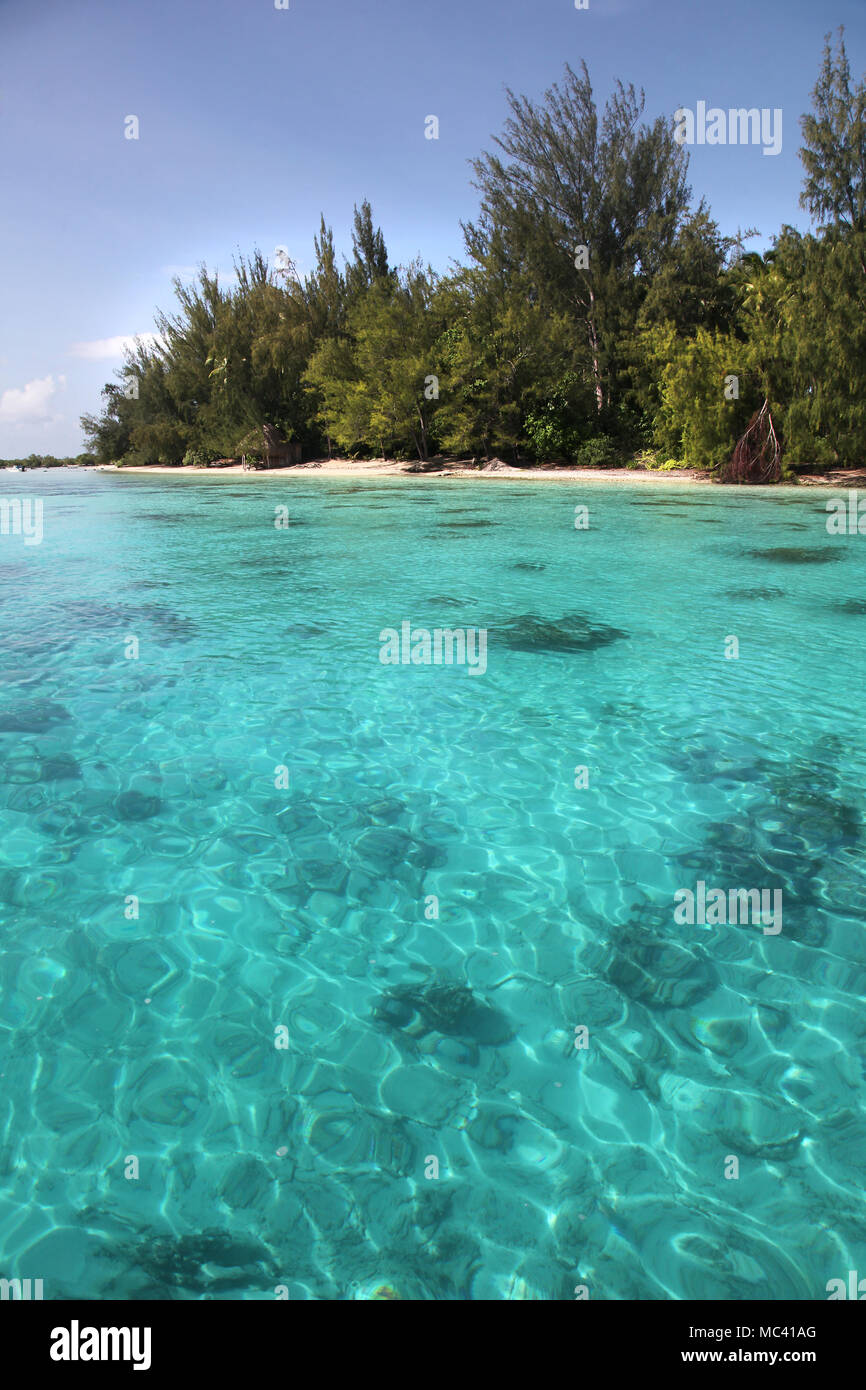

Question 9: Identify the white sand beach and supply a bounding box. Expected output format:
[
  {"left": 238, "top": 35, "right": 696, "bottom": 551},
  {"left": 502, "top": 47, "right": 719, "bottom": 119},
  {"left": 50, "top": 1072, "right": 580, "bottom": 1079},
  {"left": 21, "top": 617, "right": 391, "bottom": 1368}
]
[{"left": 96, "top": 459, "right": 866, "bottom": 487}]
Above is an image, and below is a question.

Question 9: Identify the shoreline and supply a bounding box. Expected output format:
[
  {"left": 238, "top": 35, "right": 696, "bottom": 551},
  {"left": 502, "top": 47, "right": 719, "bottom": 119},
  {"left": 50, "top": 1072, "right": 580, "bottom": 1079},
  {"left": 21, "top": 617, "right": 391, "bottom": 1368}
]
[{"left": 94, "top": 459, "right": 866, "bottom": 488}]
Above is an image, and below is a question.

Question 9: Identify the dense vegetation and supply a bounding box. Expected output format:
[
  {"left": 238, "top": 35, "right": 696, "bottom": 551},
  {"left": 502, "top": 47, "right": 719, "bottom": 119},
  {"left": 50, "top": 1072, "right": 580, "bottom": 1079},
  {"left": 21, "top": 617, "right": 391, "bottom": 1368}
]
[{"left": 81, "top": 32, "right": 866, "bottom": 479}]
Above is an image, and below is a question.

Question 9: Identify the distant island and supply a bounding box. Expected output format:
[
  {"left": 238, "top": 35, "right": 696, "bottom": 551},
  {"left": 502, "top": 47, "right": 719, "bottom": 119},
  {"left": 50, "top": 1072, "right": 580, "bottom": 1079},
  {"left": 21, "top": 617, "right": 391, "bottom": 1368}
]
[{"left": 1, "top": 454, "right": 95, "bottom": 470}]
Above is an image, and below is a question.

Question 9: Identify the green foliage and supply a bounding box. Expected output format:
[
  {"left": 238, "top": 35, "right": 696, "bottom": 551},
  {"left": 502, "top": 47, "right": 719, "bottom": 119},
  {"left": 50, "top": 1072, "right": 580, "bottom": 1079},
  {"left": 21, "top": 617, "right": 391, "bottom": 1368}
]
[
  {"left": 573, "top": 436, "right": 621, "bottom": 468},
  {"left": 304, "top": 260, "right": 442, "bottom": 460},
  {"left": 77, "top": 35, "right": 866, "bottom": 479},
  {"left": 523, "top": 372, "right": 590, "bottom": 460},
  {"left": 800, "top": 28, "right": 866, "bottom": 234},
  {"left": 468, "top": 58, "right": 692, "bottom": 427},
  {"left": 648, "top": 326, "right": 752, "bottom": 468},
  {"left": 628, "top": 449, "right": 682, "bottom": 470}
]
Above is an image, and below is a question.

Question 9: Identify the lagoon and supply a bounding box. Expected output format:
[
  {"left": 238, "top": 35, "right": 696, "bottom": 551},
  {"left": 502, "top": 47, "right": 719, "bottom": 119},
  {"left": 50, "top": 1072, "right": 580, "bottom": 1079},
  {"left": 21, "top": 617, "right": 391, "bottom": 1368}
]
[{"left": 0, "top": 468, "right": 864, "bottom": 1299}]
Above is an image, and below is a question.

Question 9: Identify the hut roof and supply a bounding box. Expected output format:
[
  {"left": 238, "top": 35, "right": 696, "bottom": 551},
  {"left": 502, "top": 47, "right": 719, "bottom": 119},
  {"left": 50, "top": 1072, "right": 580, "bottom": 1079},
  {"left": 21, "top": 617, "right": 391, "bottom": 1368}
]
[
  {"left": 236, "top": 425, "right": 293, "bottom": 457},
  {"left": 262, "top": 424, "right": 287, "bottom": 453}
]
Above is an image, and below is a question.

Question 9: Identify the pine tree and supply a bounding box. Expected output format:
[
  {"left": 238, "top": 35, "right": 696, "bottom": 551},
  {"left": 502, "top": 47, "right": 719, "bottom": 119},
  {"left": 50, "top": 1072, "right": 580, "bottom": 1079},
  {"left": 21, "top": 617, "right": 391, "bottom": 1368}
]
[{"left": 468, "top": 61, "right": 692, "bottom": 422}]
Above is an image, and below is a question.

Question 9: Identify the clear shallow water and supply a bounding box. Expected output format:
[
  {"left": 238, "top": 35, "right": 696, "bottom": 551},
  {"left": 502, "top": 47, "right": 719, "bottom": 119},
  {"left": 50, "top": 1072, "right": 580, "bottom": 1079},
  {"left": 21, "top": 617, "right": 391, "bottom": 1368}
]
[{"left": 0, "top": 468, "right": 865, "bottom": 1300}]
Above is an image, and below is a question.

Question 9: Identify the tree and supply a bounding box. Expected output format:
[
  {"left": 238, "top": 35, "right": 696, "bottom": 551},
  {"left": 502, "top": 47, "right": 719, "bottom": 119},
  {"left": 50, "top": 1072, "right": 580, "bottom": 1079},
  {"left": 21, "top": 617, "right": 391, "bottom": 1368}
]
[
  {"left": 468, "top": 61, "right": 692, "bottom": 422},
  {"left": 645, "top": 324, "right": 752, "bottom": 468},
  {"left": 304, "top": 216, "right": 347, "bottom": 341},
  {"left": 79, "top": 35, "right": 866, "bottom": 479},
  {"left": 800, "top": 27, "right": 866, "bottom": 237},
  {"left": 305, "top": 260, "right": 442, "bottom": 460},
  {"left": 345, "top": 200, "right": 392, "bottom": 303},
  {"left": 741, "top": 228, "right": 866, "bottom": 466}
]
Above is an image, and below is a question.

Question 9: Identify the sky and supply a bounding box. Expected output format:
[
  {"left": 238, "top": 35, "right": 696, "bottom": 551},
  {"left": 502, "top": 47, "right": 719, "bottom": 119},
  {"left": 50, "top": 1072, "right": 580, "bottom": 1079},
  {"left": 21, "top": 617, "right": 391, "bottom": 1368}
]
[{"left": 0, "top": 0, "right": 862, "bottom": 456}]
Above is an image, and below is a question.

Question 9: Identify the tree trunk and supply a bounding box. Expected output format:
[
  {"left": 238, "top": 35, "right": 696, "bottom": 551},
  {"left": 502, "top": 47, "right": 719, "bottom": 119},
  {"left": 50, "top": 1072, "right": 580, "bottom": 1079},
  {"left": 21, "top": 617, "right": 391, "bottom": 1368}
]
[{"left": 586, "top": 286, "right": 604, "bottom": 413}]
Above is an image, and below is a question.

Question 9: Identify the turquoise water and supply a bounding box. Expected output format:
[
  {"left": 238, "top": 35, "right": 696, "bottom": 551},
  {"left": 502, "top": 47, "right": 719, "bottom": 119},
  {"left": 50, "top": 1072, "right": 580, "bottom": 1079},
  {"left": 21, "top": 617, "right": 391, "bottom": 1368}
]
[{"left": 1, "top": 468, "right": 865, "bottom": 1300}]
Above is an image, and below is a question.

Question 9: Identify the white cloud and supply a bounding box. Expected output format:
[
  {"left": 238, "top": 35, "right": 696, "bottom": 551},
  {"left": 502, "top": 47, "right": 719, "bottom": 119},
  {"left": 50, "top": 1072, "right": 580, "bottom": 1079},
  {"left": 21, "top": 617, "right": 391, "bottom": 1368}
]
[
  {"left": 0, "top": 374, "right": 66, "bottom": 424},
  {"left": 69, "top": 333, "right": 161, "bottom": 360}
]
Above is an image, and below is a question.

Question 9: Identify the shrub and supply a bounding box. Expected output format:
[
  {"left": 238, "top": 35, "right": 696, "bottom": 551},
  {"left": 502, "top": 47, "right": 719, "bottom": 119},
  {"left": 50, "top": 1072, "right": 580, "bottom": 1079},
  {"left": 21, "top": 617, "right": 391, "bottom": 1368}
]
[
  {"left": 629, "top": 449, "right": 660, "bottom": 469},
  {"left": 651, "top": 329, "right": 753, "bottom": 468},
  {"left": 523, "top": 412, "right": 584, "bottom": 462},
  {"left": 573, "top": 435, "right": 620, "bottom": 468},
  {"left": 182, "top": 448, "right": 210, "bottom": 468}
]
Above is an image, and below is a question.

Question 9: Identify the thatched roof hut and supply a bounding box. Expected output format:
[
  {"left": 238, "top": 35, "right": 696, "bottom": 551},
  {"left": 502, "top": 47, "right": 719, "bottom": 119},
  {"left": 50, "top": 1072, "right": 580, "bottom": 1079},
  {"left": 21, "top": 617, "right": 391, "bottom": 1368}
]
[{"left": 238, "top": 425, "right": 301, "bottom": 470}]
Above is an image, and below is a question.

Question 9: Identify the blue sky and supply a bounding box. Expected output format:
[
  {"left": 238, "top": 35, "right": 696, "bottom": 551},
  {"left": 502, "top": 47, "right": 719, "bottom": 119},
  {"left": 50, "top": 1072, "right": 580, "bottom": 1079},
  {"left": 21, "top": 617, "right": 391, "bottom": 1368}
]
[{"left": 0, "top": 0, "right": 862, "bottom": 455}]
